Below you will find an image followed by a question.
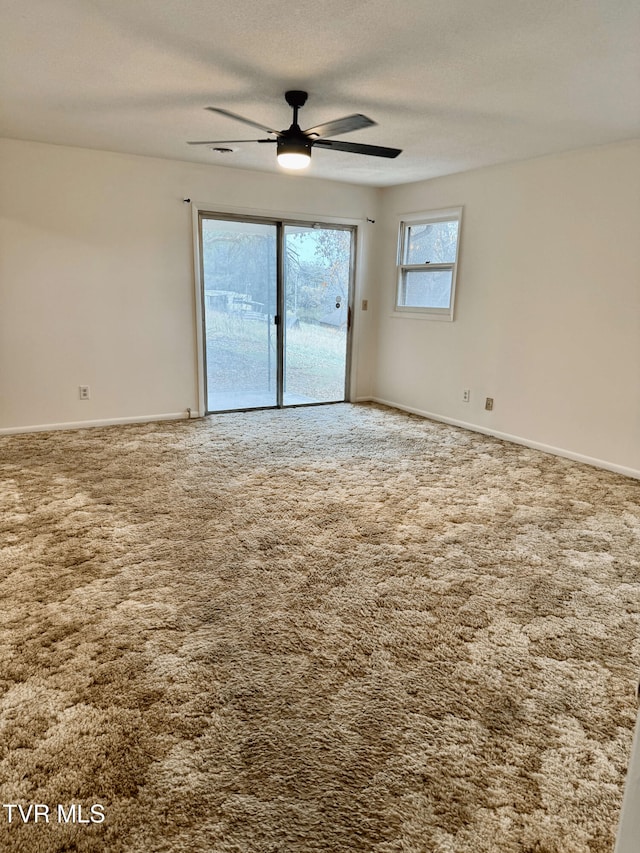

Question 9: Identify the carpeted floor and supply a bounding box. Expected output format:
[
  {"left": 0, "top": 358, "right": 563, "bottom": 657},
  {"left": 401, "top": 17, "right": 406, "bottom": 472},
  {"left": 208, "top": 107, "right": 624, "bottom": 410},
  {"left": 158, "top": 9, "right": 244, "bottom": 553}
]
[{"left": 1, "top": 402, "right": 639, "bottom": 853}]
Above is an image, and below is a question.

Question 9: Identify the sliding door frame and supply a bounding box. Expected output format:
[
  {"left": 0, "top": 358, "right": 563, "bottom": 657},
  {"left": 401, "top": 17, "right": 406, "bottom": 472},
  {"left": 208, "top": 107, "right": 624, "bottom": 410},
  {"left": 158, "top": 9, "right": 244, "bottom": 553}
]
[
  {"left": 276, "top": 219, "right": 285, "bottom": 409},
  {"left": 192, "top": 203, "right": 361, "bottom": 416}
]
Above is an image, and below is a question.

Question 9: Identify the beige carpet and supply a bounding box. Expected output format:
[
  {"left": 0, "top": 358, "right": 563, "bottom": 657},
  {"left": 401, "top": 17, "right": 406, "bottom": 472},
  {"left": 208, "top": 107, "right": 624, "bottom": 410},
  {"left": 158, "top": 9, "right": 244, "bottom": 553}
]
[{"left": 1, "top": 403, "right": 639, "bottom": 853}]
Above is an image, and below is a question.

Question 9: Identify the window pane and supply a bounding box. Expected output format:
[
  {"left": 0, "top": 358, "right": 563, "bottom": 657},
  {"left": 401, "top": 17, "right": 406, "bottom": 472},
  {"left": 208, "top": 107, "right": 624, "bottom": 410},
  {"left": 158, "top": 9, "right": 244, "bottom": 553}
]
[
  {"left": 400, "top": 269, "right": 453, "bottom": 309},
  {"left": 283, "top": 225, "right": 351, "bottom": 405},
  {"left": 201, "top": 218, "right": 277, "bottom": 411},
  {"left": 405, "top": 220, "right": 459, "bottom": 264}
]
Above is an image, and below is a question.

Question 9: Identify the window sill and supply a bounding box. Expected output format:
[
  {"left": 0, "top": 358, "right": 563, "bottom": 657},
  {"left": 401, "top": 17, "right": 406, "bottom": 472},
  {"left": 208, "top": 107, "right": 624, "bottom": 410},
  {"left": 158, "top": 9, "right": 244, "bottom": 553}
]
[{"left": 391, "top": 309, "right": 454, "bottom": 322}]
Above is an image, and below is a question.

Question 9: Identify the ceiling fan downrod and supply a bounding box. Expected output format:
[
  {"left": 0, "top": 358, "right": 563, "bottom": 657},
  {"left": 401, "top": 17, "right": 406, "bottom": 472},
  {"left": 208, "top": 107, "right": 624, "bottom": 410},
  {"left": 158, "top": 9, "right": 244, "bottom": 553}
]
[{"left": 284, "top": 90, "right": 308, "bottom": 128}]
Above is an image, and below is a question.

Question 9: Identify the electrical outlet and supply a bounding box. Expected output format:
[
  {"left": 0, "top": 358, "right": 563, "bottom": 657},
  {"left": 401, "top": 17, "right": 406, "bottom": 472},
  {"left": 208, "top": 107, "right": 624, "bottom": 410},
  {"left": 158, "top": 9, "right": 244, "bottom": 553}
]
[
  {"left": 463, "top": 389, "right": 470, "bottom": 402},
  {"left": 79, "top": 385, "right": 90, "bottom": 400},
  {"left": 361, "top": 299, "right": 368, "bottom": 311},
  {"left": 485, "top": 397, "right": 494, "bottom": 411}
]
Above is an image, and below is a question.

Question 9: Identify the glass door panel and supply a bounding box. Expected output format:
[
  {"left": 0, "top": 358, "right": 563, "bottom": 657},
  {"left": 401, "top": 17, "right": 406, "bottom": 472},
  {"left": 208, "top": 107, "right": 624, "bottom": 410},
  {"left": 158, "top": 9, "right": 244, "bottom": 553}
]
[
  {"left": 201, "top": 218, "right": 277, "bottom": 412},
  {"left": 283, "top": 225, "right": 352, "bottom": 405}
]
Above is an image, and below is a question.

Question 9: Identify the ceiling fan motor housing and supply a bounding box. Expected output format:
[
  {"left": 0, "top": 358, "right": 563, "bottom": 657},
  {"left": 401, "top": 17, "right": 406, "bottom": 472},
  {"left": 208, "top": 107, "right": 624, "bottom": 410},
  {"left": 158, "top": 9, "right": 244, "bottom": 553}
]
[{"left": 277, "top": 131, "right": 312, "bottom": 159}]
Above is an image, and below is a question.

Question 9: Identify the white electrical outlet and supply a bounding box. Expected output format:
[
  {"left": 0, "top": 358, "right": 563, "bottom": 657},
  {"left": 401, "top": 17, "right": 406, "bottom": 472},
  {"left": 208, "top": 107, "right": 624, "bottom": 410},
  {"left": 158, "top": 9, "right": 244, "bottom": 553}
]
[
  {"left": 361, "top": 299, "right": 368, "bottom": 311},
  {"left": 79, "top": 385, "right": 90, "bottom": 400},
  {"left": 463, "top": 389, "right": 470, "bottom": 402},
  {"left": 485, "top": 397, "right": 494, "bottom": 411}
]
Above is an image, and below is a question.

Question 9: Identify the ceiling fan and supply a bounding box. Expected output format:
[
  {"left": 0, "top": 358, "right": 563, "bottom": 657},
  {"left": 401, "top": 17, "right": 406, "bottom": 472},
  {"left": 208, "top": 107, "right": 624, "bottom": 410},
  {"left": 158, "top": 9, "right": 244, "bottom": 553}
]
[{"left": 188, "top": 90, "right": 402, "bottom": 170}]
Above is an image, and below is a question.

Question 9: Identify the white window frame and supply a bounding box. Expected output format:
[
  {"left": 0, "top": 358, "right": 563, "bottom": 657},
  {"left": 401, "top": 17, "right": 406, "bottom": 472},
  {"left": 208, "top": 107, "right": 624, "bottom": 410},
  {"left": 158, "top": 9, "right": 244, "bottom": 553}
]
[{"left": 394, "top": 207, "right": 463, "bottom": 321}]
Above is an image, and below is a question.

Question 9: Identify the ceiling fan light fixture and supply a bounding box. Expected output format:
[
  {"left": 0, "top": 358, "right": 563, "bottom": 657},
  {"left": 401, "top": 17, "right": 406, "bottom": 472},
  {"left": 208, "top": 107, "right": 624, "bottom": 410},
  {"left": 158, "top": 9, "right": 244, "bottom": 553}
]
[
  {"left": 277, "top": 151, "right": 311, "bottom": 169},
  {"left": 277, "top": 137, "right": 311, "bottom": 170}
]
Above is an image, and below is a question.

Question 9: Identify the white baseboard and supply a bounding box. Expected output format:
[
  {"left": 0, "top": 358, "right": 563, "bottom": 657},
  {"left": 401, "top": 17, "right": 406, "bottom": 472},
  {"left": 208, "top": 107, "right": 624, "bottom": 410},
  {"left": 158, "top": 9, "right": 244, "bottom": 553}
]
[
  {"left": 0, "top": 411, "right": 196, "bottom": 436},
  {"left": 371, "top": 397, "right": 640, "bottom": 481}
]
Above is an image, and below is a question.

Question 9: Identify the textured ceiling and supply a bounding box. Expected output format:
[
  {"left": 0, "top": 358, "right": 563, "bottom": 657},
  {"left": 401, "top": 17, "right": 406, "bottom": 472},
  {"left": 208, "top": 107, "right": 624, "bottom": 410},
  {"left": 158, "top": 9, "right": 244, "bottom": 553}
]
[{"left": 1, "top": 0, "right": 639, "bottom": 186}]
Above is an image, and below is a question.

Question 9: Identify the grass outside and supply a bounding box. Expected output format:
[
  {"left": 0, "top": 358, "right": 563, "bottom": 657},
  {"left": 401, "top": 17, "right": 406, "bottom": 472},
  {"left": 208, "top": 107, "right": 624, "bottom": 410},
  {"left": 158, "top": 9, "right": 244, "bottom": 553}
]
[{"left": 206, "top": 311, "right": 347, "bottom": 402}]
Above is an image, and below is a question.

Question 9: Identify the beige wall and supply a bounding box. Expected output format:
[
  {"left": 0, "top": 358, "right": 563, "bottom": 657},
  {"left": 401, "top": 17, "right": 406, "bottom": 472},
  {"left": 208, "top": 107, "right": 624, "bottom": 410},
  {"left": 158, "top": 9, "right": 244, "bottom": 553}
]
[
  {"left": 0, "top": 138, "right": 379, "bottom": 430},
  {"left": 373, "top": 140, "right": 640, "bottom": 476}
]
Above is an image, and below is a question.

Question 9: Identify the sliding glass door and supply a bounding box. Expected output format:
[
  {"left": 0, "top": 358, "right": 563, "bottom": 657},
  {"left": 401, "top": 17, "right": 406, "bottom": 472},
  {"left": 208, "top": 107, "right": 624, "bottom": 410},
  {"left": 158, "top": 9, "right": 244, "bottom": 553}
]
[{"left": 200, "top": 214, "right": 354, "bottom": 413}]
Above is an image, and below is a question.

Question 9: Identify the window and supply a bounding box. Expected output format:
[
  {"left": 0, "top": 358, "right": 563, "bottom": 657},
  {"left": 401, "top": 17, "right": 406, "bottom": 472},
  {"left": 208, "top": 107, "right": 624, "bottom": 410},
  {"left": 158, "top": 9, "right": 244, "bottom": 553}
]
[{"left": 395, "top": 207, "right": 462, "bottom": 320}]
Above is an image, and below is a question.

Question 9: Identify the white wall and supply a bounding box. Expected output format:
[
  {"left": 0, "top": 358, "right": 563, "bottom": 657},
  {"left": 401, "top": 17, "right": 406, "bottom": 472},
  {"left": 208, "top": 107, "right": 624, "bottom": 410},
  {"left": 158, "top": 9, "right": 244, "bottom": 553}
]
[
  {"left": 373, "top": 140, "right": 640, "bottom": 476},
  {"left": 0, "top": 138, "right": 379, "bottom": 431},
  {"left": 2, "top": 137, "right": 639, "bottom": 476}
]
